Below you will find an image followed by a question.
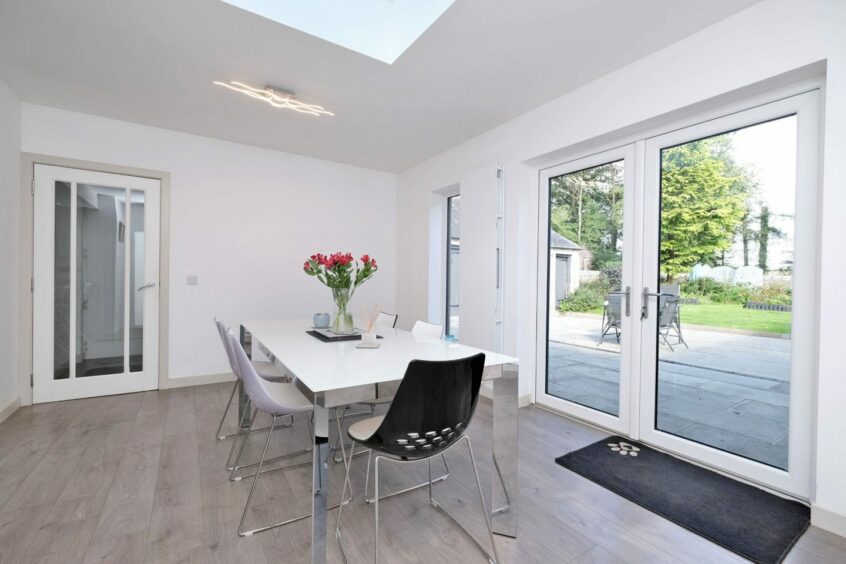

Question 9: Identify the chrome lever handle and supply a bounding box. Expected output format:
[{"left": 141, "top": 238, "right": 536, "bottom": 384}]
[
  {"left": 641, "top": 287, "right": 668, "bottom": 319},
  {"left": 137, "top": 281, "right": 157, "bottom": 292}
]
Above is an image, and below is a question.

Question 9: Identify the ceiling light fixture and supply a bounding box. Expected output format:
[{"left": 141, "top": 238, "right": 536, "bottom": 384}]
[{"left": 213, "top": 80, "right": 334, "bottom": 117}]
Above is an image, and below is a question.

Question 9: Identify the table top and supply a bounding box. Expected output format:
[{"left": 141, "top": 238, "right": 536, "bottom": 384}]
[{"left": 242, "top": 319, "right": 518, "bottom": 394}]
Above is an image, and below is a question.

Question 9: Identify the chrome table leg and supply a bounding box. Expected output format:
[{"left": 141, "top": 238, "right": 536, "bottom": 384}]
[
  {"left": 311, "top": 404, "right": 329, "bottom": 564},
  {"left": 491, "top": 363, "right": 518, "bottom": 538}
]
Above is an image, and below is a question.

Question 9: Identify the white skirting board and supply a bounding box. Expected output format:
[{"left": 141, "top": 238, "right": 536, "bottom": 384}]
[
  {"left": 0, "top": 397, "right": 21, "bottom": 425},
  {"left": 812, "top": 504, "right": 846, "bottom": 538},
  {"left": 160, "top": 372, "right": 234, "bottom": 390}
]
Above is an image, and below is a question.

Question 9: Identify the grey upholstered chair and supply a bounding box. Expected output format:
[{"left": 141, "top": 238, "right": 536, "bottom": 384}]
[
  {"left": 213, "top": 317, "right": 290, "bottom": 441},
  {"left": 227, "top": 331, "right": 330, "bottom": 536}
]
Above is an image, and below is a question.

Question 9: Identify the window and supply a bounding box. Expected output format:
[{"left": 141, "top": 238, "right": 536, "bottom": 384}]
[
  {"left": 220, "top": 0, "right": 456, "bottom": 64},
  {"left": 446, "top": 195, "right": 460, "bottom": 340},
  {"left": 546, "top": 160, "right": 626, "bottom": 416}
]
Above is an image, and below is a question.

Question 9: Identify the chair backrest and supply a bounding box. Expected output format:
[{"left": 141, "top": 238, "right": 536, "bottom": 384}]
[
  {"left": 659, "top": 297, "right": 680, "bottom": 327},
  {"left": 359, "top": 354, "right": 485, "bottom": 459},
  {"left": 660, "top": 284, "right": 680, "bottom": 297},
  {"left": 227, "top": 331, "right": 312, "bottom": 416},
  {"left": 605, "top": 294, "right": 623, "bottom": 324},
  {"left": 411, "top": 320, "right": 443, "bottom": 339},
  {"left": 376, "top": 312, "right": 399, "bottom": 330},
  {"left": 214, "top": 317, "right": 240, "bottom": 380}
]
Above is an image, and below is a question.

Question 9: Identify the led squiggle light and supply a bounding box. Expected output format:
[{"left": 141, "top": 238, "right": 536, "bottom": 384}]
[{"left": 213, "top": 80, "right": 334, "bottom": 117}]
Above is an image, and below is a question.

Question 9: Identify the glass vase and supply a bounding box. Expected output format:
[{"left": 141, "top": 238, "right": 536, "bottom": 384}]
[{"left": 330, "top": 288, "right": 356, "bottom": 335}]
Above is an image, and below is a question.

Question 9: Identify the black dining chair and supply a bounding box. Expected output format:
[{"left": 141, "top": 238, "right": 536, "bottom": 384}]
[{"left": 335, "top": 353, "right": 499, "bottom": 564}]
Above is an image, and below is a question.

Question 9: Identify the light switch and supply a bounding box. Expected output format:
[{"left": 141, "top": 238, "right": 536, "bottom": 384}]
[{"left": 187, "top": 275, "right": 198, "bottom": 286}]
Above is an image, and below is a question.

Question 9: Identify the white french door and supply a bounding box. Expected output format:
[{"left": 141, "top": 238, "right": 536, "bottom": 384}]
[
  {"left": 33, "top": 164, "right": 160, "bottom": 403},
  {"left": 537, "top": 90, "right": 819, "bottom": 499},
  {"left": 536, "top": 145, "right": 637, "bottom": 434},
  {"left": 638, "top": 91, "right": 819, "bottom": 498}
]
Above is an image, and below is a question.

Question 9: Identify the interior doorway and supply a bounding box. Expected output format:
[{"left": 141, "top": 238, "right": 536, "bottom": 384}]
[{"left": 32, "top": 164, "right": 161, "bottom": 403}]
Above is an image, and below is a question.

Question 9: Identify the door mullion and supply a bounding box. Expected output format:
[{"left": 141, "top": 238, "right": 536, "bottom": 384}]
[
  {"left": 628, "top": 139, "right": 647, "bottom": 440},
  {"left": 69, "top": 181, "right": 77, "bottom": 381},
  {"left": 124, "top": 188, "right": 131, "bottom": 374}
]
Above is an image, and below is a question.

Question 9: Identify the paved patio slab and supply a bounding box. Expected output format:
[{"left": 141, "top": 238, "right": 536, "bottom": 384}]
[{"left": 545, "top": 312, "right": 790, "bottom": 469}]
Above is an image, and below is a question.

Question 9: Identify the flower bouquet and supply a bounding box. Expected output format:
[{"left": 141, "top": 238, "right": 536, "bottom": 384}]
[{"left": 303, "top": 252, "right": 378, "bottom": 334}]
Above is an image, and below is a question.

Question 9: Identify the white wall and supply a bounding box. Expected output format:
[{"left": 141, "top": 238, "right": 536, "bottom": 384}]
[
  {"left": 396, "top": 0, "right": 846, "bottom": 533},
  {"left": 0, "top": 78, "right": 20, "bottom": 417},
  {"left": 22, "top": 104, "right": 397, "bottom": 382}
]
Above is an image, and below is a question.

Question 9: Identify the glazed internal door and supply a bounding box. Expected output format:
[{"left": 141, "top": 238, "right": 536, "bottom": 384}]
[{"left": 33, "top": 164, "right": 160, "bottom": 403}]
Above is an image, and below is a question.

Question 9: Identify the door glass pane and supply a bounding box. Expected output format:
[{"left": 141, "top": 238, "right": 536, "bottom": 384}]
[
  {"left": 129, "top": 190, "right": 144, "bottom": 372},
  {"left": 547, "top": 160, "right": 624, "bottom": 416},
  {"left": 76, "top": 185, "right": 127, "bottom": 377},
  {"left": 54, "top": 182, "right": 71, "bottom": 380},
  {"left": 446, "top": 195, "right": 460, "bottom": 340},
  {"left": 656, "top": 116, "right": 796, "bottom": 470}
]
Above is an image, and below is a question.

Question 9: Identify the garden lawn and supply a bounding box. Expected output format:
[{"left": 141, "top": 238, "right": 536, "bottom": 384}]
[{"left": 680, "top": 303, "right": 791, "bottom": 335}]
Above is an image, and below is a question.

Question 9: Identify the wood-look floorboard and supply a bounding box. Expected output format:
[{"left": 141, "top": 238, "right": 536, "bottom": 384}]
[{"left": 0, "top": 383, "right": 842, "bottom": 563}]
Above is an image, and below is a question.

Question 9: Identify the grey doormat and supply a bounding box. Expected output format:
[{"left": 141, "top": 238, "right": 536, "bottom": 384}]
[{"left": 555, "top": 436, "right": 809, "bottom": 563}]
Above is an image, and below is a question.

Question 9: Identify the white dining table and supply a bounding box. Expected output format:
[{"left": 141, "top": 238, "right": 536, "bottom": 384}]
[{"left": 239, "top": 319, "right": 519, "bottom": 564}]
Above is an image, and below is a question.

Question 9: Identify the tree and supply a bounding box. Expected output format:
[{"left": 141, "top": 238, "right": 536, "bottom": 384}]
[
  {"left": 757, "top": 205, "right": 786, "bottom": 272},
  {"left": 740, "top": 209, "right": 754, "bottom": 266},
  {"left": 550, "top": 162, "right": 624, "bottom": 270},
  {"left": 660, "top": 138, "right": 749, "bottom": 280}
]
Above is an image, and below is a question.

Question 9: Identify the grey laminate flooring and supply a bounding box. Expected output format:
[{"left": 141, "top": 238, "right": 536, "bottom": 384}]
[{"left": 0, "top": 383, "right": 843, "bottom": 563}]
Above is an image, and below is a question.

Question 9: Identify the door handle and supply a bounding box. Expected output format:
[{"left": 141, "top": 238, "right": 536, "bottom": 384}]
[
  {"left": 137, "top": 281, "right": 157, "bottom": 292},
  {"left": 641, "top": 287, "right": 674, "bottom": 319},
  {"left": 495, "top": 248, "right": 501, "bottom": 289},
  {"left": 606, "top": 286, "right": 631, "bottom": 317}
]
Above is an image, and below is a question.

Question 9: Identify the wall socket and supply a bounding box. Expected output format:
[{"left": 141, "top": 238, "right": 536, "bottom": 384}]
[{"left": 187, "top": 275, "right": 198, "bottom": 286}]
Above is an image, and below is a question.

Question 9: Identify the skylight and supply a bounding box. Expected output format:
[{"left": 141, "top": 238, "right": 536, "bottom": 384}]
[{"left": 221, "top": 0, "right": 455, "bottom": 64}]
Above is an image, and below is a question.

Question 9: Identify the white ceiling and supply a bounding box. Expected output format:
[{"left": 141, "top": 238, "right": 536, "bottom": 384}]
[{"left": 0, "top": 0, "right": 761, "bottom": 172}]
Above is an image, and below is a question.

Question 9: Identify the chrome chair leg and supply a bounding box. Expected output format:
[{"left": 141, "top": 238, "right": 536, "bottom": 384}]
[
  {"left": 364, "top": 452, "right": 450, "bottom": 504},
  {"left": 215, "top": 380, "right": 239, "bottom": 440},
  {"left": 427, "top": 458, "right": 433, "bottom": 502},
  {"left": 364, "top": 438, "right": 499, "bottom": 564},
  {"left": 335, "top": 408, "right": 355, "bottom": 500},
  {"left": 364, "top": 449, "right": 373, "bottom": 504},
  {"left": 238, "top": 415, "right": 353, "bottom": 537},
  {"left": 221, "top": 416, "right": 295, "bottom": 450},
  {"left": 226, "top": 416, "right": 299, "bottom": 472},
  {"left": 335, "top": 442, "right": 355, "bottom": 564},
  {"left": 239, "top": 414, "right": 279, "bottom": 536},
  {"left": 331, "top": 405, "right": 372, "bottom": 463},
  {"left": 427, "top": 438, "right": 499, "bottom": 563},
  {"left": 230, "top": 412, "right": 313, "bottom": 481},
  {"left": 226, "top": 407, "right": 257, "bottom": 472}
]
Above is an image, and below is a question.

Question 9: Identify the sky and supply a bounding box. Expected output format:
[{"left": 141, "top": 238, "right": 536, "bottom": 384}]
[{"left": 726, "top": 114, "right": 797, "bottom": 270}]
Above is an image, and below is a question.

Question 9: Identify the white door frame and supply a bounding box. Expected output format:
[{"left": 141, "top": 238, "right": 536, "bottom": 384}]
[
  {"left": 535, "top": 144, "right": 637, "bottom": 435},
  {"left": 534, "top": 89, "right": 820, "bottom": 499},
  {"left": 32, "top": 164, "right": 161, "bottom": 403},
  {"left": 638, "top": 91, "right": 820, "bottom": 499}
]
